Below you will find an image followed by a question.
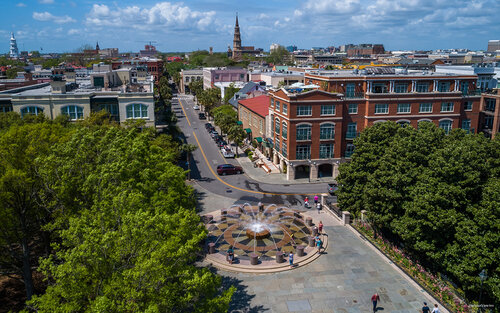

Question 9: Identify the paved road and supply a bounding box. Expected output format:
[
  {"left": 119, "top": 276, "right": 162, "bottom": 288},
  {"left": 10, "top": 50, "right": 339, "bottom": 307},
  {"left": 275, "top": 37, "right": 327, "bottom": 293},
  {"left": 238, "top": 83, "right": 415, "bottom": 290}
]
[{"left": 172, "top": 93, "right": 325, "bottom": 206}]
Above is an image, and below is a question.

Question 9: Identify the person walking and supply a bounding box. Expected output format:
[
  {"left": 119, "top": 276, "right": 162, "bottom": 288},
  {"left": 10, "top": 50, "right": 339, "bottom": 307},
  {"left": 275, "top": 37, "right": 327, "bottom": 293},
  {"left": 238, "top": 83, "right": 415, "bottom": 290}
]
[
  {"left": 422, "top": 302, "right": 430, "bottom": 313},
  {"left": 316, "top": 236, "right": 323, "bottom": 253},
  {"left": 316, "top": 202, "right": 321, "bottom": 214},
  {"left": 304, "top": 196, "right": 309, "bottom": 208},
  {"left": 318, "top": 221, "right": 323, "bottom": 234},
  {"left": 314, "top": 195, "right": 319, "bottom": 205},
  {"left": 431, "top": 304, "right": 440, "bottom": 313},
  {"left": 289, "top": 252, "right": 294, "bottom": 267},
  {"left": 226, "top": 246, "right": 234, "bottom": 264},
  {"left": 371, "top": 293, "right": 380, "bottom": 312}
]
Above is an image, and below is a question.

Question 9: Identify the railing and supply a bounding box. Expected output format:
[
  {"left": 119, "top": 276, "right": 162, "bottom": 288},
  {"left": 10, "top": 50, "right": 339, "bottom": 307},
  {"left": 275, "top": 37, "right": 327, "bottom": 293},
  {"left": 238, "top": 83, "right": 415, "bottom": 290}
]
[
  {"left": 296, "top": 134, "right": 311, "bottom": 141},
  {"left": 324, "top": 201, "right": 342, "bottom": 218},
  {"left": 462, "top": 90, "right": 482, "bottom": 96},
  {"left": 343, "top": 92, "right": 365, "bottom": 99}
]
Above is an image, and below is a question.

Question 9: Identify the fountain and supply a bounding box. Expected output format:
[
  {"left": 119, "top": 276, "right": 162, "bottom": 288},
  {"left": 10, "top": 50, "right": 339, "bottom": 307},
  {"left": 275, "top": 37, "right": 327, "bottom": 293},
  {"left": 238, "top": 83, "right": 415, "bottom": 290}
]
[{"left": 206, "top": 203, "right": 315, "bottom": 266}]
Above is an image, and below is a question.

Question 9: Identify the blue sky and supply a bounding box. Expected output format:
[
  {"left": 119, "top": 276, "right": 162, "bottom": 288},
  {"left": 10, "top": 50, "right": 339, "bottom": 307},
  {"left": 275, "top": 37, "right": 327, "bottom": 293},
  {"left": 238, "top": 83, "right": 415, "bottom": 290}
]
[{"left": 2, "top": 0, "right": 499, "bottom": 53}]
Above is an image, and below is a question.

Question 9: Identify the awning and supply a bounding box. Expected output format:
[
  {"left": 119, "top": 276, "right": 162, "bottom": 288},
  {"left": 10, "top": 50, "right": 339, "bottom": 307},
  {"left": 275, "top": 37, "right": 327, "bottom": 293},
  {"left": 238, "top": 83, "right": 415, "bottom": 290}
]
[
  {"left": 236, "top": 121, "right": 243, "bottom": 125},
  {"left": 255, "top": 137, "right": 263, "bottom": 143},
  {"left": 244, "top": 128, "right": 252, "bottom": 133}
]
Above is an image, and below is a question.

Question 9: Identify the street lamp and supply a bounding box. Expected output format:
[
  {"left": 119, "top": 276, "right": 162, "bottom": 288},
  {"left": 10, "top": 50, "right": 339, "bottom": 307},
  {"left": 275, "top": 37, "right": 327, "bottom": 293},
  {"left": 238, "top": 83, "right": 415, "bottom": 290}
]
[
  {"left": 307, "top": 159, "right": 312, "bottom": 183},
  {"left": 478, "top": 269, "right": 487, "bottom": 312}
]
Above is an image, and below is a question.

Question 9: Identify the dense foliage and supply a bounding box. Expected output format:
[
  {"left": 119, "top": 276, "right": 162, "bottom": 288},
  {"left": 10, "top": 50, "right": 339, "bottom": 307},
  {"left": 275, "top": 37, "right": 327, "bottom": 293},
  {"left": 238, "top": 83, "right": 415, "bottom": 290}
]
[
  {"left": 0, "top": 113, "right": 233, "bottom": 312},
  {"left": 337, "top": 121, "right": 500, "bottom": 307}
]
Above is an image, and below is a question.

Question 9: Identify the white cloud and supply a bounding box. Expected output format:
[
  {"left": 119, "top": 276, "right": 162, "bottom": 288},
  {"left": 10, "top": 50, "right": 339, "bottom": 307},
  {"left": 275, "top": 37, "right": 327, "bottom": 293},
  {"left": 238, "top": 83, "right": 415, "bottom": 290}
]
[
  {"left": 16, "top": 2, "right": 26, "bottom": 7},
  {"left": 67, "top": 28, "right": 80, "bottom": 35},
  {"left": 38, "top": 0, "right": 54, "bottom": 4},
  {"left": 33, "top": 11, "right": 76, "bottom": 24},
  {"left": 85, "top": 2, "right": 218, "bottom": 32},
  {"left": 304, "top": 0, "right": 361, "bottom": 14}
]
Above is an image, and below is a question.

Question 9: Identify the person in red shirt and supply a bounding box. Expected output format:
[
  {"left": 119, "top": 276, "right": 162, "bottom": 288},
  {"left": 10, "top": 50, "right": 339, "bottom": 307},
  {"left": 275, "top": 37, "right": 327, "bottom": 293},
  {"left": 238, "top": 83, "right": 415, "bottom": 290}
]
[
  {"left": 318, "top": 221, "right": 323, "bottom": 234},
  {"left": 371, "top": 293, "right": 380, "bottom": 312}
]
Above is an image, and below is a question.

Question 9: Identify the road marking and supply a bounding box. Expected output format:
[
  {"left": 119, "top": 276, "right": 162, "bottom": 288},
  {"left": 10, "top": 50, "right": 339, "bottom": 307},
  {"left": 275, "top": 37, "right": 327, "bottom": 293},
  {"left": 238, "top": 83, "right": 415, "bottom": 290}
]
[{"left": 178, "top": 97, "right": 314, "bottom": 196}]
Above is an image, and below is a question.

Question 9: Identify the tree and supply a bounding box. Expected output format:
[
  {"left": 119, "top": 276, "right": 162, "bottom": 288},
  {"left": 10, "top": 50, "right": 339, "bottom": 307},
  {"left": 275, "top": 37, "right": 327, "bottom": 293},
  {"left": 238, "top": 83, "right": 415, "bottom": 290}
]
[
  {"left": 28, "top": 126, "right": 234, "bottom": 312},
  {"left": 0, "top": 121, "right": 69, "bottom": 301},
  {"left": 223, "top": 83, "right": 240, "bottom": 105},
  {"left": 227, "top": 125, "right": 246, "bottom": 157},
  {"left": 198, "top": 88, "right": 221, "bottom": 116},
  {"left": 188, "top": 80, "right": 203, "bottom": 97},
  {"left": 266, "top": 46, "right": 291, "bottom": 65},
  {"left": 180, "top": 143, "right": 198, "bottom": 180},
  {"left": 6, "top": 66, "right": 23, "bottom": 79},
  {"left": 212, "top": 105, "right": 237, "bottom": 136}
]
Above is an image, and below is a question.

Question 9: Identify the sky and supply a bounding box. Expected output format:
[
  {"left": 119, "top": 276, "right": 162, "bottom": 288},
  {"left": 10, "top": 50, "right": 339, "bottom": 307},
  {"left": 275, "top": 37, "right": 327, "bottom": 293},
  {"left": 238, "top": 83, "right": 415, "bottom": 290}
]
[{"left": 1, "top": 0, "right": 499, "bottom": 53}]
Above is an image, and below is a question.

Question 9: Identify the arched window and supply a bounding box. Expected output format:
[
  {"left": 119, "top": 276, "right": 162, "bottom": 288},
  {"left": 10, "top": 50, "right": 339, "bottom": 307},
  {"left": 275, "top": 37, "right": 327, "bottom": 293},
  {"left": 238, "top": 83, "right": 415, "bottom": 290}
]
[
  {"left": 396, "top": 120, "right": 410, "bottom": 127},
  {"left": 439, "top": 120, "right": 453, "bottom": 134},
  {"left": 296, "top": 124, "right": 311, "bottom": 141},
  {"left": 126, "top": 103, "right": 148, "bottom": 119},
  {"left": 274, "top": 118, "right": 280, "bottom": 135},
  {"left": 320, "top": 123, "right": 335, "bottom": 139},
  {"left": 21, "top": 106, "right": 43, "bottom": 118},
  {"left": 282, "top": 122, "right": 287, "bottom": 138},
  {"left": 61, "top": 105, "right": 83, "bottom": 120}
]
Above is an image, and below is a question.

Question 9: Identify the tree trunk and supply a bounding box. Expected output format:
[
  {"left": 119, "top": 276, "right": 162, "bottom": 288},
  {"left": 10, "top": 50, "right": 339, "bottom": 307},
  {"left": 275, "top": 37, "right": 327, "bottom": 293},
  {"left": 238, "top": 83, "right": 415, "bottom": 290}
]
[{"left": 21, "top": 236, "right": 34, "bottom": 300}]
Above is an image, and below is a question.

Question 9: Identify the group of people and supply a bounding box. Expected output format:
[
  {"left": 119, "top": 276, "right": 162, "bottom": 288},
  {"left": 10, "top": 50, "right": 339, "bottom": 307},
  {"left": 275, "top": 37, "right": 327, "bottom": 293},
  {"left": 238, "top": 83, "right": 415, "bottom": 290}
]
[
  {"left": 371, "top": 293, "right": 441, "bottom": 313},
  {"left": 304, "top": 195, "right": 322, "bottom": 213}
]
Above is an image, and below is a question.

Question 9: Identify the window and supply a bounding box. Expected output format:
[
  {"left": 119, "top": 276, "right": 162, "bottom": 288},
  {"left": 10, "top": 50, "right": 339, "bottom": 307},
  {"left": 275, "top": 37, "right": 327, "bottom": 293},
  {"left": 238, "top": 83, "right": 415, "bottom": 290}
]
[
  {"left": 485, "top": 99, "right": 496, "bottom": 112},
  {"left": 372, "top": 83, "right": 388, "bottom": 93},
  {"left": 275, "top": 101, "right": 280, "bottom": 111},
  {"left": 348, "top": 103, "right": 358, "bottom": 114},
  {"left": 320, "top": 123, "right": 335, "bottom": 140},
  {"left": 283, "top": 103, "right": 288, "bottom": 114},
  {"left": 297, "top": 105, "right": 312, "bottom": 116},
  {"left": 61, "top": 105, "right": 83, "bottom": 120},
  {"left": 345, "top": 83, "right": 355, "bottom": 97},
  {"left": 461, "top": 119, "right": 471, "bottom": 132},
  {"left": 282, "top": 141, "right": 287, "bottom": 157},
  {"left": 275, "top": 138, "right": 280, "bottom": 152},
  {"left": 375, "top": 104, "right": 389, "bottom": 114},
  {"left": 274, "top": 118, "right": 280, "bottom": 135},
  {"left": 394, "top": 83, "right": 408, "bottom": 93},
  {"left": 296, "top": 124, "right": 311, "bottom": 140},
  {"left": 296, "top": 145, "right": 311, "bottom": 159},
  {"left": 397, "top": 103, "right": 411, "bottom": 113},
  {"left": 441, "top": 102, "right": 454, "bottom": 112},
  {"left": 439, "top": 120, "right": 452, "bottom": 134},
  {"left": 397, "top": 120, "right": 410, "bottom": 127},
  {"left": 270, "top": 99, "right": 274, "bottom": 107},
  {"left": 252, "top": 117, "right": 258, "bottom": 126},
  {"left": 1, "top": 105, "right": 12, "bottom": 113},
  {"left": 419, "top": 103, "right": 433, "bottom": 113},
  {"left": 215, "top": 74, "right": 219, "bottom": 79},
  {"left": 438, "top": 81, "right": 450, "bottom": 92},
  {"left": 319, "top": 143, "right": 334, "bottom": 158},
  {"left": 100, "top": 103, "right": 118, "bottom": 118},
  {"left": 259, "top": 119, "right": 263, "bottom": 133},
  {"left": 20, "top": 106, "right": 43, "bottom": 117},
  {"left": 126, "top": 103, "right": 148, "bottom": 118},
  {"left": 321, "top": 105, "right": 335, "bottom": 115},
  {"left": 345, "top": 144, "right": 355, "bottom": 158},
  {"left": 416, "top": 82, "right": 429, "bottom": 92},
  {"left": 460, "top": 81, "right": 468, "bottom": 94},
  {"left": 484, "top": 116, "right": 494, "bottom": 129},
  {"left": 346, "top": 122, "right": 357, "bottom": 139},
  {"left": 464, "top": 101, "right": 473, "bottom": 111},
  {"left": 282, "top": 122, "right": 287, "bottom": 138}
]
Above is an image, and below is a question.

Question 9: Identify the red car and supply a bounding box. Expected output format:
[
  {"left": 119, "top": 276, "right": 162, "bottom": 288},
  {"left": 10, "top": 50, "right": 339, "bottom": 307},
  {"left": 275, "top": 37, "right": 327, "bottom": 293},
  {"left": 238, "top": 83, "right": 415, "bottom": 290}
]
[{"left": 217, "top": 164, "right": 243, "bottom": 175}]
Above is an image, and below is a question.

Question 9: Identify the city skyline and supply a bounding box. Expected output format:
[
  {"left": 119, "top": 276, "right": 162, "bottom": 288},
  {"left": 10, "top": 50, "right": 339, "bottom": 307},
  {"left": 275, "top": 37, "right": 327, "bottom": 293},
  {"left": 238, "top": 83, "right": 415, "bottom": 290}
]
[{"left": 1, "top": 0, "right": 499, "bottom": 53}]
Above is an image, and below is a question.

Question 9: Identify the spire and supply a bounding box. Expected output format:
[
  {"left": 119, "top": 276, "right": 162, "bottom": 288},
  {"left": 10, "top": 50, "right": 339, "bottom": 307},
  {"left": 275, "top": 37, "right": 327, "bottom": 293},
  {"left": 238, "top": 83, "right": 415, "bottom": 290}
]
[
  {"left": 232, "top": 13, "right": 242, "bottom": 60},
  {"left": 235, "top": 12, "right": 239, "bottom": 27},
  {"left": 96, "top": 41, "right": 100, "bottom": 50}
]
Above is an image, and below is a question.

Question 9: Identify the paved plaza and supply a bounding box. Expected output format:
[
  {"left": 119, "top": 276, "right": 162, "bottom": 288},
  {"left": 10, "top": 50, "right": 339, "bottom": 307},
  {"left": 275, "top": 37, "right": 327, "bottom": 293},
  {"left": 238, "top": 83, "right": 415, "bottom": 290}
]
[{"left": 195, "top": 186, "right": 446, "bottom": 313}]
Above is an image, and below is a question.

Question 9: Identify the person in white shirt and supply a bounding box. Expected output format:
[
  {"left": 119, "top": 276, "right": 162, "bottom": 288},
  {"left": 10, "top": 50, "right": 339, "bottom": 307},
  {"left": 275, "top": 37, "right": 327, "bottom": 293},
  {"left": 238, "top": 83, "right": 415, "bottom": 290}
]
[{"left": 431, "top": 304, "right": 440, "bottom": 313}]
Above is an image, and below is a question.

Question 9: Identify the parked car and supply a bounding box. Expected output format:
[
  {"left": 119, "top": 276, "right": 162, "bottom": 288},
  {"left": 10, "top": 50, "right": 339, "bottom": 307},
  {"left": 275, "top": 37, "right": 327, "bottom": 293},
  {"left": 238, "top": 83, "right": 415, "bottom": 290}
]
[
  {"left": 198, "top": 112, "right": 206, "bottom": 119},
  {"left": 210, "top": 131, "right": 219, "bottom": 138},
  {"left": 205, "top": 123, "right": 213, "bottom": 130},
  {"left": 193, "top": 104, "right": 200, "bottom": 110},
  {"left": 217, "top": 164, "right": 243, "bottom": 175},
  {"left": 221, "top": 147, "right": 235, "bottom": 158},
  {"left": 327, "top": 183, "right": 339, "bottom": 195},
  {"left": 217, "top": 140, "right": 228, "bottom": 147},
  {"left": 214, "top": 135, "right": 223, "bottom": 143}
]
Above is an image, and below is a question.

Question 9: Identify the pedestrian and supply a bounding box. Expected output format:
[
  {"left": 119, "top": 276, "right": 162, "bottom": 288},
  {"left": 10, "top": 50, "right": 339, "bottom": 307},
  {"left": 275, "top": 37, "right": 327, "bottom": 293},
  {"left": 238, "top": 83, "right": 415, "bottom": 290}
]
[
  {"left": 226, "top": 246, "right": 234, "bottom": 264},
  {"left": 431, "top": 304, "right": 440, "bottom": 313},
  {"left": 371, "top": 293, "right": 380, "bottom": 313},
  {"left": 316, "top": 237, "right": 323, "bottom": 253},
  {"left": 289, "top": 252, "right": 294, "bottom": 267},
  {"left": 422, "top": 302, "right": 430, "bottom": 313},
  {"left": 304, "top": 196, "right": 309, "bottom": 208},
  {"left": 318, "top": 221, "right": 323, "bottom": 234},
  {"left": 316, "top": 202, "right": 321, "bottom": 213},
  {"left": 290, "top": 233, "right": 296, "bottom": 248},
  {"left": 314, "top": 195, "right": 319, "bottom": 205}
]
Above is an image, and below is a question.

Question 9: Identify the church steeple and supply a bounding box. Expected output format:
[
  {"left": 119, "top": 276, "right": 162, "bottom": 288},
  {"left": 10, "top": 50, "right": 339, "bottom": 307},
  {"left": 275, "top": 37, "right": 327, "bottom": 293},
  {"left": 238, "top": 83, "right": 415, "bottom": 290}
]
[
  {"left": 232, "top": 13, "right": 242, "bottom": 60},
  {"left": 96, "top": 41, "right": 100, "bottom": 51}
]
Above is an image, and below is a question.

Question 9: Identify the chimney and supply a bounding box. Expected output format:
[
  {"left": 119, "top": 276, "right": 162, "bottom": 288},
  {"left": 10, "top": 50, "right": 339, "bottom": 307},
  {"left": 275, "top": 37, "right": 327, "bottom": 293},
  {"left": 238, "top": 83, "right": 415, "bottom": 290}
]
[{"left": 50, "top": 74, "right": 66, "bottom": 94}]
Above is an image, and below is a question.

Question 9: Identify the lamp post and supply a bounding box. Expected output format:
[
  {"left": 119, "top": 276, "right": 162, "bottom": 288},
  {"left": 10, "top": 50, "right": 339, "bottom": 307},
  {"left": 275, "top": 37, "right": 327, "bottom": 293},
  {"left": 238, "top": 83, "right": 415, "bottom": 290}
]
[
  {"left": 307, "top": 159, "right": 312, "bottom": 183},
  {"left": 478, "top": 269, "right": 487, "bottom": 312}
]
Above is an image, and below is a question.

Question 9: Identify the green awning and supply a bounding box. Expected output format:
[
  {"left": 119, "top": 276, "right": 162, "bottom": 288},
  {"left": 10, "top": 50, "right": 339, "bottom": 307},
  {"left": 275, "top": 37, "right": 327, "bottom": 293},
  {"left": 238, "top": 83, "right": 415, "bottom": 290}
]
[
  {"left": 236, "top": 121, "right": 243, "bottom": 125},
  {"left": 255, "top": 137, "right": 263, "bottom": 143},
  {"left": 244, "top": 128, "right": 252, "bottom": 133}
]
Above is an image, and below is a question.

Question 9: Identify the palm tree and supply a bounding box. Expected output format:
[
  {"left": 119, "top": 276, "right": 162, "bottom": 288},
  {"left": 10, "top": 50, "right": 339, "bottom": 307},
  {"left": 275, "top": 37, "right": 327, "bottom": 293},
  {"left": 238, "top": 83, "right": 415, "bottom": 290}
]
[{"left": 227, "top": 125, "right": 246, "bottom": 158}]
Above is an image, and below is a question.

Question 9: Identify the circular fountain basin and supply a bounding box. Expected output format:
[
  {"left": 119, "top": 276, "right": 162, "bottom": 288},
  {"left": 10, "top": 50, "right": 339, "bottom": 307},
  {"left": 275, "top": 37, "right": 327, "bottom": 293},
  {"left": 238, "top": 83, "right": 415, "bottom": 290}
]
[{"left": 246, "top": 227, "right": 270, "bottom": 240}]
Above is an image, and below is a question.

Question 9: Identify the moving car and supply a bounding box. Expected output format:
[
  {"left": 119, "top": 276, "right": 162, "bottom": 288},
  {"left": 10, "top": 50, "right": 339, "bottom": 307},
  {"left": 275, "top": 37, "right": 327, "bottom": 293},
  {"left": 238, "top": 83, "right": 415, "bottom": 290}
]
[
  {"left": 327, "top": 183, "right": 339, "bottom": 195},
  {"left": 193, "top": 105, "right": 200, "bottom": 110},
  {"left": 221, "top": 147, "right": 235, "bottom": 158},
  {"left": 217, "top": 164, "right": 243, "bottom": 175},
  {"left": 198, "top": 112, "right": 206, "bottom": 119}
]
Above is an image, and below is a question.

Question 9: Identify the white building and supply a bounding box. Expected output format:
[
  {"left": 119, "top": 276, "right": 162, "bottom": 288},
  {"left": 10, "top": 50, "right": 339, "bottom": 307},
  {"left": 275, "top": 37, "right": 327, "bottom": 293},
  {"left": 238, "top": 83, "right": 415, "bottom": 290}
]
[
  {"left": 9, "top": 32, "right": 19, "bottom": 59},
  {"left": 435, "top": 63, "right": 500, "bottom": 91}
]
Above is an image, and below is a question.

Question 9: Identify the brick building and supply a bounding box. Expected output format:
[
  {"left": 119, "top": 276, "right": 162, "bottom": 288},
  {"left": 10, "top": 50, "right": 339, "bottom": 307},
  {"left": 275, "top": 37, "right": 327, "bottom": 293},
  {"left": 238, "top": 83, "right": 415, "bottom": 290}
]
[
  {"left": 269, "top": 68, "right": 481, "bottom": 180},
  {"left": 111, "top": 58, "right": 163, "bottom": 82},
  {"left": 347, "top": 44, "right": 385, "bottom": 57},
  {"left": 238, "top": 95, "right": 270, "bottom": 143},
  {"left": 479, "top": 89, "right": 500, "bottom": 138}
]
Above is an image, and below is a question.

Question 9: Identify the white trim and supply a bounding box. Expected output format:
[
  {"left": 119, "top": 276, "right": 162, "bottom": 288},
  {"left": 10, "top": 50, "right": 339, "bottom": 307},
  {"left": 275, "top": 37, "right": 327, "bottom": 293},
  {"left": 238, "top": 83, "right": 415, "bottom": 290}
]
[
  {"left": 373, "top": 120, "right": 387, "bottom": 123},
  {"left": 438, "top": 118, "right": 453, "bottom": 122},
  {"left": 289, "top": 117, "right": 344, "bottom": 122},
  {"left": 418, "top": 119, "right": 432, "bottom": 123},
  {"left": 319, "top": 121, "right": 336, "bottom": 126},
  {"left": 296, "top": 122, "right": 313, "bottom": 126},
  {"left": 396, "top": 119, "right": 411, "bottom": 124},
  {"left": 365, "top": 114, "right": 459, "bottom": 119}
]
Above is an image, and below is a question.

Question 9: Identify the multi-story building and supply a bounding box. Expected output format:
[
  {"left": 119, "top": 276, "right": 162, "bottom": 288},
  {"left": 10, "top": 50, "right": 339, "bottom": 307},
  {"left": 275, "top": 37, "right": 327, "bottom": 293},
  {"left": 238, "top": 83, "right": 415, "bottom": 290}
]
[
  {"left": 238, "top": 95, "right": 270, "bottom": 143},
  {"left": 347, "top": 44, "right": 385, "bottom": 57},
  {"left": 269, "top": 68, "right": 481, "bottom": 180},
  {"left": 179, "top": 69, "right": 203, "bottom": 93},
  {"left": 202, "top": 67, "right": 248, "bottom": 90},
  {"left": 249, "top": 70, "right": 304, "bottom": 88},
  {"left": 112, "top": 58, "right": 163, "bottom": 82},
  {"left": 478, "top": 89, "right": 500, "bottom": 138},
  {"left": 487, "top": 40, "right": 500, "bottom": 52}
]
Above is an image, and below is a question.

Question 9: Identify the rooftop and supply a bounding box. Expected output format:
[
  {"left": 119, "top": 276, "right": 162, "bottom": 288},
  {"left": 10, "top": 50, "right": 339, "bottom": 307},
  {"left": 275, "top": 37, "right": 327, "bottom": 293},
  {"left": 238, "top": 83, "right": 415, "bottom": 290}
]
[
  {"left": 238, "top": 95, "right": 270, "bottom": 117},
  {"left": 306, "top": 68, "right": 477, "bottom": 78}
]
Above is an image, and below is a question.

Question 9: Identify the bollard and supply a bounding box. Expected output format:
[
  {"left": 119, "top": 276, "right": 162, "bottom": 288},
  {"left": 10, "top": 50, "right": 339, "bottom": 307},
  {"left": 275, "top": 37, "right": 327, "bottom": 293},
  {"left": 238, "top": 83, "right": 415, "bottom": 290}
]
[
  {"left": 296, "top": 245, "right": 305, "bottom": 257},
  {"left": 204, "top": 215, "right": 213, "bottom": 224},
  {"left": 250, "top": 253, "right": 259, "bottom": 265},
  {"left": 308, "top": 236, "right": 315, "bottom": 247},
  {"left": 312, "top": 226, "right": 318, "bottom": 236},
  {"left": 275, "top": 251, "right": 284, "bottom": 263},
  {"left": 305, "top": 217, "right": 313, "bottom": 226},
  {"left": 208, "top": 243, "right": 216, "bottom": 254},
  {"left": 221, "top": 209, "right": 227, "bottom": 222}
]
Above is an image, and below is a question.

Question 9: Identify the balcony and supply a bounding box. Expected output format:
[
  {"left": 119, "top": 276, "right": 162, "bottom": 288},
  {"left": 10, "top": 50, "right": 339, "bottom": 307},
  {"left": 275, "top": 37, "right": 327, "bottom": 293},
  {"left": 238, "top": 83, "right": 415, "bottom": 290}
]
[
  {"left": 462, "top": 90, "right": 482, "bottom": 97},
  {"left": 343, "top": 92, "right": 365, "bottom": 99}
]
